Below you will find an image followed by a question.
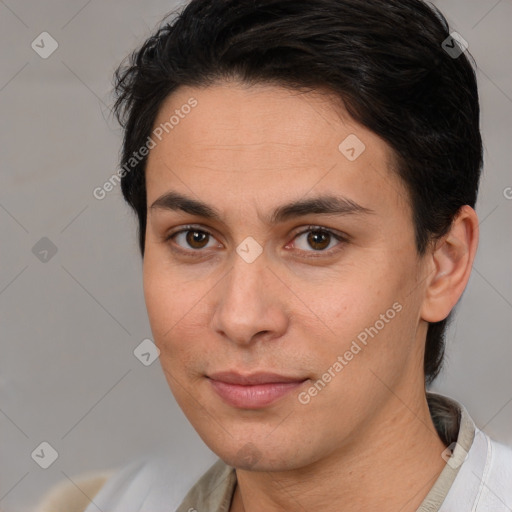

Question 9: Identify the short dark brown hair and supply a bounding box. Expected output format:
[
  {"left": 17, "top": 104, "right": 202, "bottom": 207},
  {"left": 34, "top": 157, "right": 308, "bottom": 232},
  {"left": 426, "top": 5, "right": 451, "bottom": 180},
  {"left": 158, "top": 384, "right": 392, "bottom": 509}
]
[{"left": 113, "top": 0, "right": 482, "bottom": 385}]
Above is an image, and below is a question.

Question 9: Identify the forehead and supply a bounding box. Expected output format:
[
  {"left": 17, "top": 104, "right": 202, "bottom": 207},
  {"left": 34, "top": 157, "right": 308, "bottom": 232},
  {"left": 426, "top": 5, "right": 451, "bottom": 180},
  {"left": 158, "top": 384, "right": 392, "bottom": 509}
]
[{"left": 145, "top": 82, "right": 409, "bottom": 216}]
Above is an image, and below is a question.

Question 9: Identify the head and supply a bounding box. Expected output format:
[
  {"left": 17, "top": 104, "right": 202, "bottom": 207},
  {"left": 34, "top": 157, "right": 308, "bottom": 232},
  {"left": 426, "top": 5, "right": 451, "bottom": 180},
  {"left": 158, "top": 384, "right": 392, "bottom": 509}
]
[{"left": 113, "top": 0, "right": 481, "bottom": 470}]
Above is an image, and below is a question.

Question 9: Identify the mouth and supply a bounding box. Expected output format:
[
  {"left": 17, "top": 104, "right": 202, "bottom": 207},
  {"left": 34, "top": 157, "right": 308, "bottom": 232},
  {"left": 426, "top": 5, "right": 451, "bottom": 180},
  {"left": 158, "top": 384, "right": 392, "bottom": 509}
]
[{"left": 207, "top": 371, "right": 309, "bottom": 409}]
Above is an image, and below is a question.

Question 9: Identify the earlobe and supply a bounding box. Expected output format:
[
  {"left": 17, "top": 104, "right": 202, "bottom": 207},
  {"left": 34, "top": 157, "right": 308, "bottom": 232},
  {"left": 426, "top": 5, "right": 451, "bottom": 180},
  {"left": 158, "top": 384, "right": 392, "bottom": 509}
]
[{"left": 421, "top": 205, "right": 479, "bottom": 323}]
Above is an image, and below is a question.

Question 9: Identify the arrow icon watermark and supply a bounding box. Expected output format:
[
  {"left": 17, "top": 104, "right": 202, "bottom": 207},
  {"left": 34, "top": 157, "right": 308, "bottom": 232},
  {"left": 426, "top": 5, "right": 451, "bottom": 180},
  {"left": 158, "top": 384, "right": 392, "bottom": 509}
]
[
  {"left": 338, "top": 134, "right": 366, "bottom": 161},
  {"left": 236, "top": 236, "right": 263, "bottom": 263},
  {"left": 134, "top": 339, "right": 160, "bottom": 366},
  {"left": 31, "top": 441, "right": 59, "bottom": 469},
  {"left": 31, "top": 32, "right": 59, "bottom": 59}
]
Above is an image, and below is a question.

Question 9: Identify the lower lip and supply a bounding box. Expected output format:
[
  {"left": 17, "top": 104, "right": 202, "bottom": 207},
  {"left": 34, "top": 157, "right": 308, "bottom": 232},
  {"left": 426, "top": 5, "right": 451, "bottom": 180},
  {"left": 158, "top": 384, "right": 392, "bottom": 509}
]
[{"left": 208, "top": 379, "right": 305, "bottom": 409}]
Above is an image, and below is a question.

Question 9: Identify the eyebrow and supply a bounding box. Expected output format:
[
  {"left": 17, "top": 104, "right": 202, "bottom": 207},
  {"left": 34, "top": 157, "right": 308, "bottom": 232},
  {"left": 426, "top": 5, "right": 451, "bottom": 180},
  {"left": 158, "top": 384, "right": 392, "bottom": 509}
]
[{"left": 149, "top": 191, "right": 374, "bottom": 225}]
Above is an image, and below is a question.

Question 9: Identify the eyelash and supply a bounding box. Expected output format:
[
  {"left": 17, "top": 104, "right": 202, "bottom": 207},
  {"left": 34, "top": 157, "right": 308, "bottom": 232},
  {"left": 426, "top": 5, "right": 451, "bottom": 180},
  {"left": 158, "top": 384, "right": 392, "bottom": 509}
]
[{"left": 164, "top": 224, "right": 348, "bottom": 259}]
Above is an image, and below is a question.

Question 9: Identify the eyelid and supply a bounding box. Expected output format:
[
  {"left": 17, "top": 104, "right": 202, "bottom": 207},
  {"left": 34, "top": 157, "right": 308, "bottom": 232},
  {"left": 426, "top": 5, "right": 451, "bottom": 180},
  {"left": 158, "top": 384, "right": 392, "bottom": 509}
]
[{"left": 291, "top": 224, "right": 349, "bottom": 241}]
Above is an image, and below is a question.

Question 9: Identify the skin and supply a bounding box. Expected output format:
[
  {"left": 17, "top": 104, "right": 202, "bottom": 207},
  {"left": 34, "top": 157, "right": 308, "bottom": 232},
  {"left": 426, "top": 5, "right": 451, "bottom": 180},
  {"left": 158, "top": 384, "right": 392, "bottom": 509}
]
[{"left": 142, "top": 81, "right": 479, "bottom": 512}]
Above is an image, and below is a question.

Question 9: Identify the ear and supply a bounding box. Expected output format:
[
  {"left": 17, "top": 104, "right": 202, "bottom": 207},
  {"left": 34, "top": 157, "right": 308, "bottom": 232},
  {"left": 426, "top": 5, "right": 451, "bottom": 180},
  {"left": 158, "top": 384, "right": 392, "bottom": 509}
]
[{"left": 420, "top": 205, "right": 479, "bottom": 323}]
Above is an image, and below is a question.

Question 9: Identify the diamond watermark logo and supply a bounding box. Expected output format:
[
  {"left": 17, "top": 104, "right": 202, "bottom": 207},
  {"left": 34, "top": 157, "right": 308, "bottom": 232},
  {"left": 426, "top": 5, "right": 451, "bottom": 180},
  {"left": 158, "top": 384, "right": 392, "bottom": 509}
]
[
  {"left": 441, "top": 441, "right": 469, "bottom": 469},
  {"left": 31, "top": 32, "right": 59, "bottom": 59},
  {"left": 32, "top": 237, "right": 58, "bottom": 263},
  {"left": 338, "top": 134, "right": 366, "bottom": 161},
  {"left": 441, "top": 32, "right": 468, "bottom": 59},
  {"left": 31, "top": 441, "right": 59, "bottom": 469},
  {"left": 236, "top": 442, "right": 262, "bottom": 469},
  {"left": 134, "top": 338, "right": 160, "bottom": 366},
  {"left": 236, "top": 236, "right": 263, "bottom": 263}
]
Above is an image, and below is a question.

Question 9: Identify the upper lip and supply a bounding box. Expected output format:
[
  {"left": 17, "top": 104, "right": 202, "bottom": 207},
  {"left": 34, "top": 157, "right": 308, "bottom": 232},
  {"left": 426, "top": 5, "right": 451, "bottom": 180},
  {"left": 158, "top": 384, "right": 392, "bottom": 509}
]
[{"left": 208, "top": 371, "right": 307, "bottom": 385}]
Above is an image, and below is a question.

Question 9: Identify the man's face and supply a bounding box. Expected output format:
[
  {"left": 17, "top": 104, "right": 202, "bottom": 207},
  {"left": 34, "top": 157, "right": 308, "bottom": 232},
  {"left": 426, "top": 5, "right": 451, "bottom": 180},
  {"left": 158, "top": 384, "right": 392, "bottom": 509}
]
[{"left": 143, "top": 82, "right": 431, "bottom": 471}]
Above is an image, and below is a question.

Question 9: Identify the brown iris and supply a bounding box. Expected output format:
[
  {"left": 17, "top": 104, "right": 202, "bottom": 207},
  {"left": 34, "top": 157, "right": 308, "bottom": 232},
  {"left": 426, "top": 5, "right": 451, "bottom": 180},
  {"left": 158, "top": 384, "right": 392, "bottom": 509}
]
[
  {"left": 306, "top": 230, "right": 330, "bottom": 251},
  {"left": 186, "top": 230, "right": 209, "bottom": 249}
]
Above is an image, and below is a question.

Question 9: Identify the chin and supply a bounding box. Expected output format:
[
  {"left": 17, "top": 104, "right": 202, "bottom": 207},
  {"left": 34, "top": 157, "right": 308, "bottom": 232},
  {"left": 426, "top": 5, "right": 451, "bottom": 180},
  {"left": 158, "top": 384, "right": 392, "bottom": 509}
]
[{"left": 210, "top": 439, "right": 309, "bottom": 473}]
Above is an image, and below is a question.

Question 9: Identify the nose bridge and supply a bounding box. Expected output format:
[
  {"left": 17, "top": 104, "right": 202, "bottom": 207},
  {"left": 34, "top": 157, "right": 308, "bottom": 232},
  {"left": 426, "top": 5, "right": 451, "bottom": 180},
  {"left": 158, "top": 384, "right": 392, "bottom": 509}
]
[
  {"left": 212, "top": 246, "right": 285, "bottom": 345},
  {"left": 226, "top": 234, "right": 269, "bottom": 304}
]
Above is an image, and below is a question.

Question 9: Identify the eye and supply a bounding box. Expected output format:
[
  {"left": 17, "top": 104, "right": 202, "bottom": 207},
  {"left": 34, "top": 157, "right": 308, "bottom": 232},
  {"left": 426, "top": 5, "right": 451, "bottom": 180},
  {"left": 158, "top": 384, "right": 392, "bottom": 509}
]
[
  {"left": 289, "top": 226, "right": 347, "bottom": 255},
  {"left": 165, "top": 224, "right": 348, "bottom": 257},
  {"left": 165, "top": 226, "right": 220, "bottom": 252}
]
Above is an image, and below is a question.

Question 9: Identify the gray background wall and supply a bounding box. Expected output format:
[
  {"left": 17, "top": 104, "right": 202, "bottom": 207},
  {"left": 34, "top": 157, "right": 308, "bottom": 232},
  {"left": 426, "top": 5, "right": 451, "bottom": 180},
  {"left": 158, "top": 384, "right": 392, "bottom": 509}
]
[{"left": 0, "top": 1, "right": 511, "bottom": 510}]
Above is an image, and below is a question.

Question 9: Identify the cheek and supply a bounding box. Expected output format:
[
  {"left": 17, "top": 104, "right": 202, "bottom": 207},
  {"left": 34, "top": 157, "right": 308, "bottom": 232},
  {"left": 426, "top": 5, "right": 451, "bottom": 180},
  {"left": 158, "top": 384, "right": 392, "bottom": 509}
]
[
  {"left": 143, "top": 271, "right": 204, "bottom": 409},
  {"left": 143, "top": 267, "right": 172, "bottom": 339},
  {"left": 293, "top": 266, "right": 398, "bottom": 341},
  {"left": 143, "top": 256, "right": 188, "bottom": 345},
  {"left": 302, "top": 262, "right": 420, "bottom": 374},
  {"left": 143, "top": 255, "right": 214, "bottom": 371}
]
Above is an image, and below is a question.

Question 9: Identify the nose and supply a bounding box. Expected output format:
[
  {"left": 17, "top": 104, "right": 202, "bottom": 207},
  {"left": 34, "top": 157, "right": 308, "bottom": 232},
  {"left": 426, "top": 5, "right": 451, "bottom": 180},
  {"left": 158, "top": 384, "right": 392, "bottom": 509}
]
[{"left": 210, "top": 252, "right": 289, "bottom": 347}]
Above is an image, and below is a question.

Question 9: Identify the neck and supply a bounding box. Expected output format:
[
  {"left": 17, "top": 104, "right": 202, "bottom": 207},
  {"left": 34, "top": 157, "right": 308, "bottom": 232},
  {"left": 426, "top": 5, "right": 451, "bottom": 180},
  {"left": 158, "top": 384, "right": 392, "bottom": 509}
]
[{"left": 230, "top": 390, "right": 448, "bottom": 512}]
